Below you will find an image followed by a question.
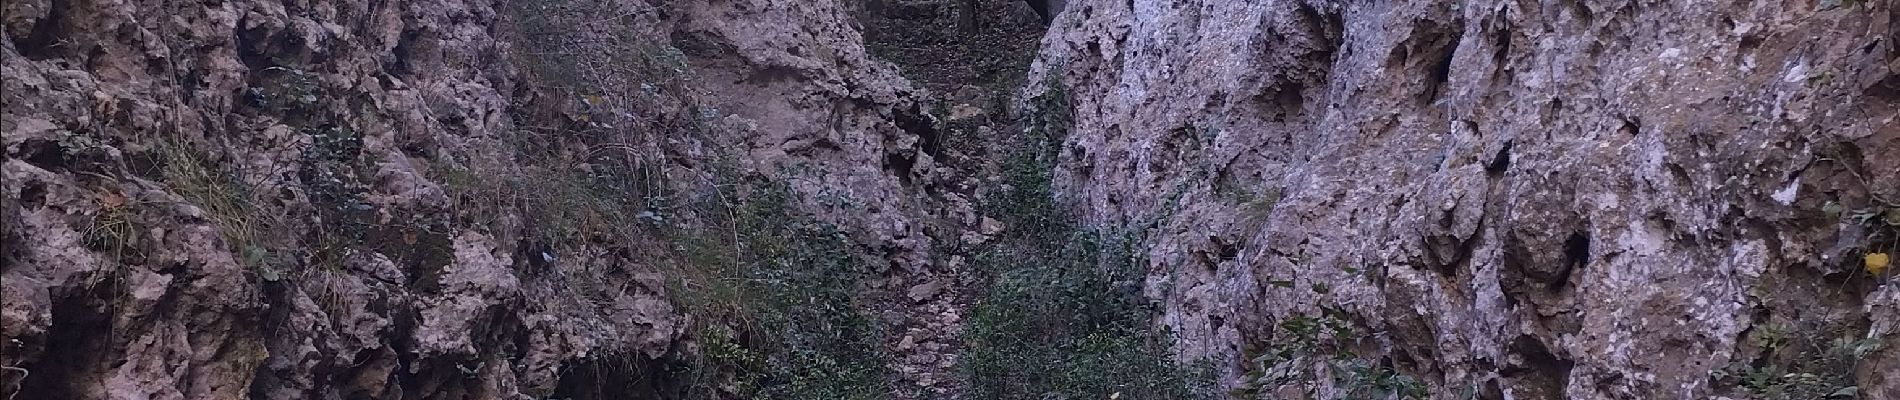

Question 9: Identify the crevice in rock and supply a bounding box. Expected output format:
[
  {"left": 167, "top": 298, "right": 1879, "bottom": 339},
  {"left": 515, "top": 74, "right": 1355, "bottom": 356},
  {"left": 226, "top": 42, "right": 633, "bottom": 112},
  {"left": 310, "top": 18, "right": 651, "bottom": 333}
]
[
  {"left": 1556, "top": 230, "right": 1589, "bottom": 291},
  {"left": 1866, "top": 70, "right": 1900, "bottom": 102},
  {"left": 390, "top": 28, "right": 426, "bottom": 78},
  {"left": 884, "top": 152, "right": 918, "bottom": 186},
  {"left": 15, "top": 0, "right": 72, "bottom": 60},
  {"left": 1421, "top": 212, "right": 1485, "bottom": 279},
  {"left": 1486, "top": 8, "right": 1514, "bottom": 83},
  {"left": 1424, "top": 42, "right": 1457, "bottom": 103},
  {"left": 1565, "top": 0, "right": 1594, "bottom": 26},
  {"left": 894, "top": 104, "right": 942, "bottom": 160},
  {"left": 1246, "top": 3, "right": 1342, "bottom": 123},
  {"left": 1294, "top": 2, "right": 1346, "bottom": 79},
  {"left": 1490, "top": 19, "right": 1511, "bottom": 65},
  {"left": 1150, "top": 125, "right": 1202, "bottom": 177},
  {"left": 15, "top": 138, "right": 71, "bottom": 172},
  {"left": 250, "top": 279, "right": 307, "bottom": 398},
  {"left": 1213, "top": 235, "right": 1240, "bottom": 262},
  {"left": 548, "top": 353, "right": 670, "bottom": 399},
  {"left": 1486, "top": 139, "right": 1513, "bottom": 176},
  {"left": 18, "top": 180, "right": 48, "bottom": 211},
  {"left": 1386, "top": 15, "right": 1465, "bottom": 105},
  {"left": 15, "top": 282, "right": 117, "bottom": 399},
  {"left": 1501, "top": 334, "right": 1574, "bottom": 399},
  {"left": 234, "top": 23, "right": 283, "bottom": 72},
  {"left": 1253, "top": 82, "right": 1308, "bottom": 123},
  {"left": 1619, "top": 116, "right": 1641, "bottom": 137},
  {"left": 1478, "top": 378, "right": 1506, "bottom": 400}
]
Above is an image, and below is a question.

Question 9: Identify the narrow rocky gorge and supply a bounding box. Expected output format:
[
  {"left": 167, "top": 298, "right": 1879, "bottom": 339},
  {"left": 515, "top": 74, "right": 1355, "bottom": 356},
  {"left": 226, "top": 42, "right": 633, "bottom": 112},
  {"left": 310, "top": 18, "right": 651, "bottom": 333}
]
[{"left": 3, "top": 0, "right": 1898, "bottom": 399}]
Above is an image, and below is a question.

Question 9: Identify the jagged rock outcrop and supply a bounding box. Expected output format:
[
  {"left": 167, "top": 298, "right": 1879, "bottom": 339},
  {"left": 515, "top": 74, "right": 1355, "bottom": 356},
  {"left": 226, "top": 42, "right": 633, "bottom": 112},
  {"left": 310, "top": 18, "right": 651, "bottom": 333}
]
[
  {"left": 12, "top": 0, "right": 1896, "bottom": 398},
  {"left": 1, "top": 0, "right": 958, "bottom": 398},
  {"left": 1032, "top": 0, "right": 1899, "bottom": 398}
]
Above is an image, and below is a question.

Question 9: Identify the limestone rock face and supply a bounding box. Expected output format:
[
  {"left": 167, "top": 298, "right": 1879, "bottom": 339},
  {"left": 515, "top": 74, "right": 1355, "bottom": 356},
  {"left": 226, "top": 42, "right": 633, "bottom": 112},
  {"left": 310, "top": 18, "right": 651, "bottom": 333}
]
[
  {"left": 1, "top": 0, "right": 947, "bottom": 398},
  {"left": 7, "top": 0, "right": 1898, "bottom": 397},
  {"left": 1031, "top": 0, "right": 1899, "bottom": 398}
]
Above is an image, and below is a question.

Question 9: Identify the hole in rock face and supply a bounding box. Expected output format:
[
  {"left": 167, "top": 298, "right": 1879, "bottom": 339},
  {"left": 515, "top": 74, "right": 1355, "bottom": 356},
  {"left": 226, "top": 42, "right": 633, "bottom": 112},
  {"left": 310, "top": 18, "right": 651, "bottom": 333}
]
[
  {"left": 1556, "top": 230, "right": 1590, "bottom": 290},
  {"left": 17, "top": 138, "right": 71, "bottom": 171},
  {"left": 19, "top": 180, "right": 50, "bottom": 211},
  {"left": 1501, "top": 334, "right": 1574, "bottom": 399},
  {"left": 1486, "top": 140, "right": 1513, "bottom": 175},
  {"left": 16, "top": 284, "right": 117, "bottom": 399},
  {"left": 1620, "top": 117, "right": 1642, "bottom": 137},
  {"left": 884, "top": 151, "right": 918, "bottom": 185},
  {"left": 1386, "top": 16, "right": 1465, "bottom": 105},
  {"left": 1491, "top": 23, "right": 1512, "bottom": 66},
  {"left": 16, "top": 0, "right": 74, "bottom": 60},
  {"left": 894, "top": 105, "right": 942, "bottom": 160},
  {"left": 1214, "top": 237, "right": 1240, "bottom": 262},
  {"left": 1424, "top": 44, "right": 1456, "bottom": 102}
]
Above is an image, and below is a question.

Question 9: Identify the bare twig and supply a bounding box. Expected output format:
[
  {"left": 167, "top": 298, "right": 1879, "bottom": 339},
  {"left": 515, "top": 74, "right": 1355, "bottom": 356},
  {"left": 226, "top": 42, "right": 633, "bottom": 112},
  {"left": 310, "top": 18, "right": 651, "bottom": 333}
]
[{"left": 2, "top": 365, "right": 28, "bottom": 400}]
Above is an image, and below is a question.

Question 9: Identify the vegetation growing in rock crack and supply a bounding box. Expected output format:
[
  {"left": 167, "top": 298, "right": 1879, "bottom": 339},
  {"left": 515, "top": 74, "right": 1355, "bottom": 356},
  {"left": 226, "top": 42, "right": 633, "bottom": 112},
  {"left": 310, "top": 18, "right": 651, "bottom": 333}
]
[
  {"left": 958, "top": 77, "right": 1214, "bottom": 400},
  {"left": 1826, "top": 200, "right": 1899, "bottom": 277},
  {"left": 662, "top": 173, "right": 892, "bottom": 400},
  {"left": 1713, "top": 319, "right": 1881, "bottom": 399},
  {"left": 429, "top": 3, "right": 901, "bottom": 398},
  {"left": 1231, "top": 309, "right": 1427, "bottom": 400},
  {"left": 435, "top": 134, "right": 895, "bottom": 399}
]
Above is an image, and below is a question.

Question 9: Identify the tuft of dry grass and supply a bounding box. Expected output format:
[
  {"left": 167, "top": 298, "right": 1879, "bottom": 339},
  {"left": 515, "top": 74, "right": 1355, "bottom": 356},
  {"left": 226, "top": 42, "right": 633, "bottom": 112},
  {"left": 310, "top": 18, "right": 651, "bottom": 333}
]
[{"left": 154, "top": 140, "right": 288, "bottom": 274}]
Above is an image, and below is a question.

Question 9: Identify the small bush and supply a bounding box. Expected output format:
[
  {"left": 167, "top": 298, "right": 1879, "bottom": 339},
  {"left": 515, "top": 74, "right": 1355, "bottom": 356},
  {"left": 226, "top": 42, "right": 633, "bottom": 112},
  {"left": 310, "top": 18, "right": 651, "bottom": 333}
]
[
  {"left": 1714, "top": 320, "right": 1879, "bottom": 400},
  {"left": 667, "top": 181, "right": 891, "bottom": 400},
  {"left": 448, "top": 153, "right": 893, "bottom": 399},
  {"left": 1232, "top": 310, "right": 1426, "bottom": 400}
]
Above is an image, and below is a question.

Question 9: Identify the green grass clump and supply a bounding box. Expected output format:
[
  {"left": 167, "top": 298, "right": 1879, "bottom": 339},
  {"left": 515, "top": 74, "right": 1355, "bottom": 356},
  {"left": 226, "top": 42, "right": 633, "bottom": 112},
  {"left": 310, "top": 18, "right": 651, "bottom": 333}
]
[
  {"left": 960, "top": 228, "right": 1210, "bottom": 400},
  {"left": 462, "top": 156, "right": 893, "bottom": 399},
  {"left": 1714, "top": 320, "right": 1879, "bottom": 400},
  {"left": 669, "top": 181, "right": 891, "bottom": 400},
  {"left": 959, "top": 79, "right": 1211, "bottom": 400},
  {"left": 153, "top": 140, "right": 292, "bottom": 274}
]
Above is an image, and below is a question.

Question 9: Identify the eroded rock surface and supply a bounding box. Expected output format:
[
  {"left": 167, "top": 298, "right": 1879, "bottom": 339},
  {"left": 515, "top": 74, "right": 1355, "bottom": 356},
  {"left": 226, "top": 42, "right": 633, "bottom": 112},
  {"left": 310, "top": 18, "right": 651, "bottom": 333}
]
[
  {"left": 8, "top": 0, "right": 1898, "bottom": 398},
  {"left": 1033, "top": 0, "right": 1899, "bottom": 398},
  {"left": 1, "top": 0, "right": 956, "bottom": 398}
]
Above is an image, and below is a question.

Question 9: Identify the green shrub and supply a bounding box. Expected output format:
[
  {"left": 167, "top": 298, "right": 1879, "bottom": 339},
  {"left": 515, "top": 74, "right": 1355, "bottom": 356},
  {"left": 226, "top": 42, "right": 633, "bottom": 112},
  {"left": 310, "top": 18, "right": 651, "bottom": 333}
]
[
  {"left": 961, "top": 228, "right": 1210, "bottom": 400},
  {"left": 1714, "top": 320, "right": 1878, "bottom": 400},
  {"left": 1232, "top": 310, "right": 1426, "bottom": 400},
  {"left": 682, "top": 182, "right": 890, "bottom": 400},
  {"left": 960, "top": 78, "right": 1211, "bottom": 400}
]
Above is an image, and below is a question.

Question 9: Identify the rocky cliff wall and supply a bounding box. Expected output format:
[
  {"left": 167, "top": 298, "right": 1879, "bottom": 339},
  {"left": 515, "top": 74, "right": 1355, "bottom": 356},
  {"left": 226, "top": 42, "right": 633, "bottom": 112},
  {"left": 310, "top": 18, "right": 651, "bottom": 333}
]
[
  {"left": 1031, "top": 0, "right": 1900, "bottom": 398},
  {"left": 8, "top": 0, "right": 1900, "bottom": 399},
  {"left": 1, "top": 0, "right": 967, "bottom": 398}
]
